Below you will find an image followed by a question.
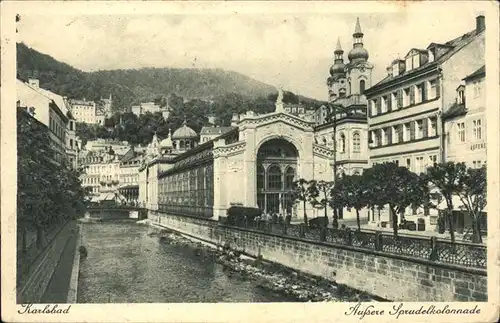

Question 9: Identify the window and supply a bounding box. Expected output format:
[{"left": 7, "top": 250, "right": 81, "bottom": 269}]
[
  {"left": 429, "top": 117, "right": 437, "bottom": 137},
  {"left": 386, "top": 95, "right": 392, "bottom": 112},
  {"left": 416, "top": 120, "right": 423, "bottom": 139},
  {"left": 457, "top": 122, "right": 466, "bottom": 142},
  {"left": 376, "top": 98, "right": 382, "bottom": 115},
  {"left": 397, "top": 90, "right": 403, "bottom": 108},
  {"left": 429, "top": 80, "right": 437, "bottom": 99},
  {"left": 412, "top": 54, "right": 420, "bottom": 69},
  {"left": 352, "top": 132, "right": 361, "bottom": 152},
  {"left": 284, "top": 167, "right": 295, "bottom": 190},
  {"left": 257, "top": 164, "right": 265, "bottom": 190},
  {"left": 360, "top": 80, "right": 366, "bottom": 94},
  {"left": 405, "top": 57, "right": 413, "bottom": 71},
  {"left": 381, "top": 96, "right": 387, "bottom": 113},
  {"left": 473, "top": 161, "right": 482, "bottom": 169},
  {"left": 416, "top": 156, "right": 424, "bottom": 174},
  {"left": 403, "top": 88, "right": 410, "bottom": 107},
  {"left": 473, "top": 119, "right": 482, "bottom": 140},
  {"left": 429, "top": 155, "right": 437, "bottom": 165},
  {"left": 416, "top": 83, "right": 424, "bottom": 104},
  {"left": 70, "top": 139, "right": 73, "bottom": 148},
  {"left": 391, "top": 92, "right": 398, "bottom": 110},
  {"left": 409, "top": 86, "right": 415, "bottom": 105},
  {"left": 267, "top": 165, "right": 283, "bottom": 190},
  {"left": 406, "top": 158, "right": 411, "bottom": 169},
  {"left": 370, "top": 100, "right": 377, "bottom": 116},
  {"left": 383, "top": 127, "right": 391, "bottom": 145},
  {"left": 340, "top": 133, "right": 346, "bottom": 152}
]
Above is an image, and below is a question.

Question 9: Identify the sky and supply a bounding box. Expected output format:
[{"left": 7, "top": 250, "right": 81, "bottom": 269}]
[{"left": 17, "top": 2, "right": 484, "bottom": 100}]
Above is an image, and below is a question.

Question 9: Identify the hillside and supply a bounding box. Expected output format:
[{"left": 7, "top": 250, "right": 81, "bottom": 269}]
[{"left": 17, "top": 43, "right": 324, "bottom": 112}]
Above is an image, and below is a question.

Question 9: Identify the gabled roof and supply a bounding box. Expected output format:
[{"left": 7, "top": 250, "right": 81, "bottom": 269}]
[
  {"left": 370, "top": 29, "right": 480, "bottom": 89},
  {"left": 463, "top": 65, "right": 485, "bottom": 81}
]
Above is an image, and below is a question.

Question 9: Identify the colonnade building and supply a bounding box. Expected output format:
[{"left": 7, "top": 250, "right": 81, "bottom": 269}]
[{"left": 139, "top": 18, "right": 370, "bottom": 222}]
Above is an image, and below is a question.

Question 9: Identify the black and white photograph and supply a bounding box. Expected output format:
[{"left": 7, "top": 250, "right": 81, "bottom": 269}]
[{"left": 1, "top": 1, "right": 499, "bottom": 322}]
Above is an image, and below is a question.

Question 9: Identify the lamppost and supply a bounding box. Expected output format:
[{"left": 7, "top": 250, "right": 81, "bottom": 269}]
[{"left": 326, "top": 102, "right": 345, "bottom": 229}]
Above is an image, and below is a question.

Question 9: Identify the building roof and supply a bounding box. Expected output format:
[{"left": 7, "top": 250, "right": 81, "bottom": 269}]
[
  {"left": 370, "top": 29, "right": 480, "bottom": 89},
  {"left": 442, "top": 102, "right": 467, "bottom": 121},
  {"left": 463, "top": 65, "right": 485, "bottom": 81},
  {"left": 172, "top": 120, "right": 198, "bottom": 139},
  {"left": 199, "top": 126, "right": 236, "bottom": 136}
]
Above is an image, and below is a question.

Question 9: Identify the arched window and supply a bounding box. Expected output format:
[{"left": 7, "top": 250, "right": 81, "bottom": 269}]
[
  {"left": 353, "top": 132, "right": 361, "bottom": 152},
  {"left": 179, "top": 140, "right": 185, "bottom": 149},
  {"left": 339, "top": 133, "right": 346, "bottom": 153},
  {"left": 257, "top": 164, "right": 265, "bottom": 190},
  {"left": 360, "top": 79, "right": 366, "bottom": 94},
  {"left": 284, "top": 167, "right": 295, "bottom": 190},
  {"left": 267, "top": 165, "right": 283, "bottom": 190}
]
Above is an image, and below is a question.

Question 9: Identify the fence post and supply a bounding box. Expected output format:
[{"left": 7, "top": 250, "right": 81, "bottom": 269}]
[
  {"left": 299, "top": 224, "right": 305, "bottom": 238},
  {"left": 375, "top": 231, "right": 383, "bottom": 251},
  {"left": 267, "top": 222, "right": 272, "bottom": 233},
  {"left": 346, "top": 228, "right": 353, "bottom": 245},
  {"left": 429, "top": 236, "right": 438, "bottom": 261},
  {"left": 283, "top": 224, "right": 287, "bottom": 235},
  {"left": 320, "top": 227, "right": 327, "bottom": 242}
]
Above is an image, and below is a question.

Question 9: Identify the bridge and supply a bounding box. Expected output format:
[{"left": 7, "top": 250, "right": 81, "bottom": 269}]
[{"left": 83, "top": 206, "right": 147, "bottom": 221}]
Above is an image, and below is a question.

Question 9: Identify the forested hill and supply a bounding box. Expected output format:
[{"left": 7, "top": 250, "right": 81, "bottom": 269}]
[{"left": 17, "top": 42, "right": 323, "bottom": 112}]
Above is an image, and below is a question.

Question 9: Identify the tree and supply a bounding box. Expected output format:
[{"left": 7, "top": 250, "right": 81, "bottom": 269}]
[
  {"left": 17, "top": 107, "right": 91, "bottom": 249},
  {"left": 363, "top": 163, "right": 425, "bottom": 237},
  {"left": 291, "top": 179, "right": 313, "bottom": 226},
  {"left": 308, "top": 180, "right": 334, "bottom": 228},
  {"left": 331, "top": 174, "right": 367, "bottom": 231},
  {"left": 456, "top": 165, "right": 487, "bottom": 243},
  {"left": 425, "top": 162, "right": 467, "bottom": 243}
]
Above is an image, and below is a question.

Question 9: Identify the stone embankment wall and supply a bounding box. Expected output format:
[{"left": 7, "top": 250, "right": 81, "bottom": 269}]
[
  {"left": 17, "top": 220, "right": 77, "bottom": 303},
  {"left": 149, "top": 211, "right": 487, "bottom": 302}
]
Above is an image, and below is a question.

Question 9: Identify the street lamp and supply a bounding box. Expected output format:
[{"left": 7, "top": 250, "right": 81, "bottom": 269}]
[{"left": 326, "top": 102, "right": 346, "bottom": 229}]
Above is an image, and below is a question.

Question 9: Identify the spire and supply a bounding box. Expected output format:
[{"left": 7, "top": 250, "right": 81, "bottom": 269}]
[
  {"left": 335, "top": 37, "right": 343, "bottom": 53},
  {"left": 354, "top": 17, "right": 363, "bottom": 36}
]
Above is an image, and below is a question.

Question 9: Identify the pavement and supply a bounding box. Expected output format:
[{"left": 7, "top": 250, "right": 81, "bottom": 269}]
[{"left": 41, "top": 231, "right": 78, "bottom": 303}]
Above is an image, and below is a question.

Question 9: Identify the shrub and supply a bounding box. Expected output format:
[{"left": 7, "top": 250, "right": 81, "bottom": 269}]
[
  {"left": 225, "top": 206, "right": 262, "bottom": 226},
  {"left": 309, "top": 216, "right": 328, "bottom": 229}
]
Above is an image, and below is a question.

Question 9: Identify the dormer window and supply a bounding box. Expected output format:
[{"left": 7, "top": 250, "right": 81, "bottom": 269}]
[
  {"left": 457, "top": 85, "right": 465, "bottom": 104},
  {"left": 392, "top": 63, "right": 399, "bottom": 77},
  {"left": 428, "top": 49, "right": 435, "bottom": 62}
]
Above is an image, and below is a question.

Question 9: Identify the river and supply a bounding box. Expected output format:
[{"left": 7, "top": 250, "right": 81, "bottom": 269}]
[{"left": 77, "top": 220, "right": 295, "bottom": 303}]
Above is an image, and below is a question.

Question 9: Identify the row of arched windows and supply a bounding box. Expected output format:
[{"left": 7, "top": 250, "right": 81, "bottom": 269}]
[
  {"left": 257, "top": 164, "right": 295, "bottom": 191},
  {"left": 318, "top": 132, "right": 361, "bottom": 153}
]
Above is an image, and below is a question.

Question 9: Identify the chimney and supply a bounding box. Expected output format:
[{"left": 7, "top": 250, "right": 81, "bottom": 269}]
[
  {"left": 386, "top": 66, "right": 393, "bottom": 77},
  {"left": 476, "top": 15, "right": 485, "bottom": 34},
  {"left": 28, "top": 79, "right": 39, "bottom": 88}
]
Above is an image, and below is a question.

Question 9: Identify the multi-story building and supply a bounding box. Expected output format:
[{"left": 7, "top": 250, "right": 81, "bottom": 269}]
[
  {"left": 69, "top": 99, "right": 103, "bottom": 125},
  {"left": 17, "top": 79, "right": 79, "bottom": 167},
  {"left": 364, "top": 15, "right": 485, "bottom": 227},
  {"left": 443, "top": 66, "right": 486, "bottom": 168}
]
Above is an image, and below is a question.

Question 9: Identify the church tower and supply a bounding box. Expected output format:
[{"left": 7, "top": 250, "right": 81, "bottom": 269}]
[
  {"left": 346, "top": 18, "right": 373, "bottom": 96},
  {"left": 328, "top": 38, "right": 347, "bottom": 101}
]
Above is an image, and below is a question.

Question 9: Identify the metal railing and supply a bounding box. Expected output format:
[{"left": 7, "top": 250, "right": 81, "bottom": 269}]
[{"left": 223, "top": 220, "right": 487, "bottom": 269}]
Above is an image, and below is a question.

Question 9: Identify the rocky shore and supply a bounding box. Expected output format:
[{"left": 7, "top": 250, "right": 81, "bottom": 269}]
[{"left": 145, "top": 222, "right": 380, "bottom": 302}]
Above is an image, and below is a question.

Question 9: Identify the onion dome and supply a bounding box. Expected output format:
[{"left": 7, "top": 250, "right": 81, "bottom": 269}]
[
  {"left": 330, "top": 37, "right": 346, "bottom": 76},
  {"left": 172, "top": 120, "right": 197, "bottom": 139},
  {"left": 348, "top": 18, "right": 369, "bottom": 63},
  {"left": 160, "top": 129, "right": 173, "bottom": 148}
]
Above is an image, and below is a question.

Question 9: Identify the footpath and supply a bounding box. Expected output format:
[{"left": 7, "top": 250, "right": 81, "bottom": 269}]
[{"left": 40, "top": 228, "right": 79, "bottom": 303}]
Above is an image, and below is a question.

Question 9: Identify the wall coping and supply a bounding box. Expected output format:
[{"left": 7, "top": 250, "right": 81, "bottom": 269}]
[{"left": 217, "top": 224, "right": 487, "bottom": 276}]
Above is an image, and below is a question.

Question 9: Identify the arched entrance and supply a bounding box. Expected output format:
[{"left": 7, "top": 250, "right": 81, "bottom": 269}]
[{"left": 256, "top": 138, "right": 298, "bottom": 215}]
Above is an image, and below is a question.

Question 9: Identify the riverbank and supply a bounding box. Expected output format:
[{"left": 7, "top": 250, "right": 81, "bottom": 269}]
[{"left": 144, "top": 220, "right": 381, "bottom": 302}]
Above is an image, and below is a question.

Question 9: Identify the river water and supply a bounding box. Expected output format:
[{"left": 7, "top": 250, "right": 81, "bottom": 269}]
[{"left": 77, "top": 221, "right": 294, "bottom": 303}]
